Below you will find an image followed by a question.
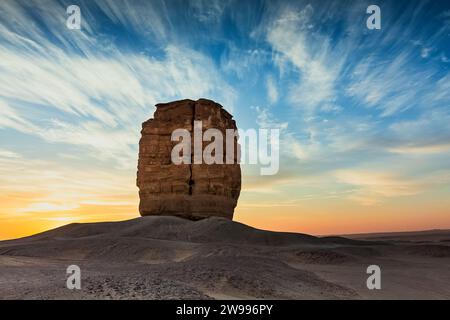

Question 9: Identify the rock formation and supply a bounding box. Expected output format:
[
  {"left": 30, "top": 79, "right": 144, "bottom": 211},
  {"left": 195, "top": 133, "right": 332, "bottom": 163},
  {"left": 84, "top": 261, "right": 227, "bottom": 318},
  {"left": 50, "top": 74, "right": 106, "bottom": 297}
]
[{"left": 137, "top": 99, "right": 241, "bottom": 220}]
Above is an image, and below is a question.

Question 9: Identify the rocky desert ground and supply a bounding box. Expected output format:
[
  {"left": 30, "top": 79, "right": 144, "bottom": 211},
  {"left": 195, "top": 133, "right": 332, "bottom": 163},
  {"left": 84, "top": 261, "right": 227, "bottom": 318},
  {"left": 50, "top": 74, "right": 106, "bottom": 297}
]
[{"left": 0, "top": 216, "right": 449, "bottom": 299}]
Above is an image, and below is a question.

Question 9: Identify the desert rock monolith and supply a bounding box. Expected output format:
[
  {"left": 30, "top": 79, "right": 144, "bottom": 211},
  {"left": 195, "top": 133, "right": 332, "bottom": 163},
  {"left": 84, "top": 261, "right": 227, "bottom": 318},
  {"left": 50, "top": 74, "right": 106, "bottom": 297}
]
[{"left": 137, "top": 99, "right": 241, "bottom": 220}]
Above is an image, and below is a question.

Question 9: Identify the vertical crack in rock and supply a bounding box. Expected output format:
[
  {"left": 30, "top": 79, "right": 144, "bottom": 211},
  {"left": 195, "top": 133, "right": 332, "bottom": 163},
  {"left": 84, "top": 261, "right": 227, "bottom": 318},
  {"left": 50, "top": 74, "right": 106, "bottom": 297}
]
[
  {"left": 188, "top": 102, "right": 195, "bottom": 196},
  {"left": 137, "top": 98, "right": 241, "bottom": 220}
]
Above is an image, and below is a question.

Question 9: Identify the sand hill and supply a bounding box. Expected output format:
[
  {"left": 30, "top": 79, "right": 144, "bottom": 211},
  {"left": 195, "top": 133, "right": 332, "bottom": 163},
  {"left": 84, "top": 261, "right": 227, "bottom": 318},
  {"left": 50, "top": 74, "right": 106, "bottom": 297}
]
[{"left": 0, "top": 217, "right": 449, "bottom": 299}]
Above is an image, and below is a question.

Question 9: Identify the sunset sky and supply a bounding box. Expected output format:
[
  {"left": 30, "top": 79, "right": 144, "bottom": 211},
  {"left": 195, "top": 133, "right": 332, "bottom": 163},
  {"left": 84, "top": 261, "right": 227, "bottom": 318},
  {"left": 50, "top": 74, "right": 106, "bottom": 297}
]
[{"left": 1, "top": 0, "right": 450, "bottom": 240}]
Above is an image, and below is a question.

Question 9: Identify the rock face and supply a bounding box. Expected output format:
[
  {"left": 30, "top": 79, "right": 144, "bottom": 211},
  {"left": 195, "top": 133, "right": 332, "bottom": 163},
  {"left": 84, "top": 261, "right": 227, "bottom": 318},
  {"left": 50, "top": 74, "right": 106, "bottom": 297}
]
[{"left": 137, "top": 99, "right": 241, "bottom": 220}]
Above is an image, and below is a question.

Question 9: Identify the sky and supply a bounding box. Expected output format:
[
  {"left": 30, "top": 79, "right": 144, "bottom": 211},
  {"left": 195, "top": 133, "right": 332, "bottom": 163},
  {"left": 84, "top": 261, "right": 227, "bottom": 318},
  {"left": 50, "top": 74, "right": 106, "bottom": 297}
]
[{"left": 1, "top": 0, "right": 450, "bottom": 240}]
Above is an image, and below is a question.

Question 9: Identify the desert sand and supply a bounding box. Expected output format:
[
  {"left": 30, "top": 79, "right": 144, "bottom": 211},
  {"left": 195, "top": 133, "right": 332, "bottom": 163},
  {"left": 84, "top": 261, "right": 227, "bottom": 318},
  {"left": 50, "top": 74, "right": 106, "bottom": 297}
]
[{"left": 0, "top": 216, "right": 449, "bottom": 299}]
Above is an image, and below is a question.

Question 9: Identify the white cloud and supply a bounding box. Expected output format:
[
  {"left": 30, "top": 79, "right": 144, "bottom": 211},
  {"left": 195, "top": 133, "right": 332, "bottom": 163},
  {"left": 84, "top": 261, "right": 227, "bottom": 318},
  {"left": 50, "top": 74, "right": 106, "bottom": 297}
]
[
  {"left": 0, "top": 19, "right": 236, "bottom": 169},
  {"left": 94, "top": 0, "right": 170, "bottom": 40},
  {"left": 18, "top": 202, "right": 79, "bottom": 213},
  {"left": 345, "top": 51, "right": 442, "bottom": 117},
  {"left": 220, "top": 47, "right": 271, "bottom": 81},
  {"left": 333, "top": 168, "right": 450, "bottom": 205},
  {"left": 266, "top": 5, "right": 344, "bottom": 112},
  {"left": 334, "top": 170, "right": 423, "bottom": 205},
  {"left": 420, "top": 47, "right": 432, "bottom": 58},
  {"left": 388, "top": 108, "right": 450, "bottom": 148},
  {"left": 0, "top": 149, "right": 20, "bottom": 159},
  {"left": 0, "top": 150, "right": 137, "bottom": 214},
  {"left": 253, "top": 105, "right": 315, "bottom": 162},
  {"left": 264, "top": 3, "right": 448, "bottom": 119},
  {"left": 266, "top": 75, "right": 279, "bottom": 104},
  {"left": 0, "top": 101, "right": 38, "bottom": 134},
  {"left": 254, "top": 106, "right": 288, "bottom": 130},
  {"left": 387, "top": 144, "right": 450, "bottom": 155}
]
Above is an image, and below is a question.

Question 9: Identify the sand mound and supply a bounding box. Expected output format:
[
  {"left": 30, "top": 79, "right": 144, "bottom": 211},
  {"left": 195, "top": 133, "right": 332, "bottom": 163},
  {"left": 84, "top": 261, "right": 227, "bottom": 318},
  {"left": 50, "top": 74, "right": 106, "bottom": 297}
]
[
  {"left": 0, "top": 217, "right": 366, "bottom": 263},
  {"left": 10, "top": 216, "right": 361, "bottom": 247}
]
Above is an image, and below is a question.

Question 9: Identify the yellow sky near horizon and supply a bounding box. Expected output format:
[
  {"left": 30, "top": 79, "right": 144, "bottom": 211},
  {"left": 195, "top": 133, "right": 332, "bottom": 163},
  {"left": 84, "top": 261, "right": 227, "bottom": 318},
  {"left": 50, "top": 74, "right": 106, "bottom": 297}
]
[{"left": 1, "top": 182, "right": 449, "bottom": 240}]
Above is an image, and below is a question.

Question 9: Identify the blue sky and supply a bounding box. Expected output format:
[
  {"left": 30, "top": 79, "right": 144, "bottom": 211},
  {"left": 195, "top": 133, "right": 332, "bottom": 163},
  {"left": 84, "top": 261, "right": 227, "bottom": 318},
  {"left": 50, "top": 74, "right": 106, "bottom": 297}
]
[{"left": 1, "top": 0, "right": 450, "bottom": 237}]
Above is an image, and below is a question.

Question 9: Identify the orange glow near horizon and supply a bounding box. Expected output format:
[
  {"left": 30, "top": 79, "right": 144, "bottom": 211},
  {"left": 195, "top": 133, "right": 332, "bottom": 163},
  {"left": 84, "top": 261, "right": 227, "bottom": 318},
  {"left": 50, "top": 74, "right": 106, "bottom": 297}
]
[
  {"left": 0, "top": 205, "right": 139, "bottom": 241},
  {"left": 235, "top": 203, "right": 450, "bottom": 236},
  {"left": 1, "top": 190, "right": 450, "bottom": 240},
  {"left": 1, "top": 162, "right": 449, "bottom": 241}
]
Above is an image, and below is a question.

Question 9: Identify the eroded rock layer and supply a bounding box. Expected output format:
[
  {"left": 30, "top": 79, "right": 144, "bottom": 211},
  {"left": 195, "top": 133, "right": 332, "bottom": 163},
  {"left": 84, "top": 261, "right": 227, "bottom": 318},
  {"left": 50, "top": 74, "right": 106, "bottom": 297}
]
[{"left": 137, "top": 99, "right": 241, "bottom": 220}]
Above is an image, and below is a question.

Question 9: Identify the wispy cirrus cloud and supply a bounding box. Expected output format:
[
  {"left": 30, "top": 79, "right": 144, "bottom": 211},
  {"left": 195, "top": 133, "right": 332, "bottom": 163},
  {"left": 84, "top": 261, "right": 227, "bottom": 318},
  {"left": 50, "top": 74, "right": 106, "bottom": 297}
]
[
  {"left": 0, "top": 1, "right": 236, "bottom": 170},
  {"left": 0, "top": 148, "right": 137, "bottom": 216},
  {"left": 334, "top": 168, "right": 450, "bottom": 205},
  {"left": 229, "top": 0, "right": 449, "bottom": 211},
  {"left": 266, "top": 5, "right": 345, "bottom": 112},
  {"left": 266, "top": 75, "right": 279, "bottom": 104}
]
